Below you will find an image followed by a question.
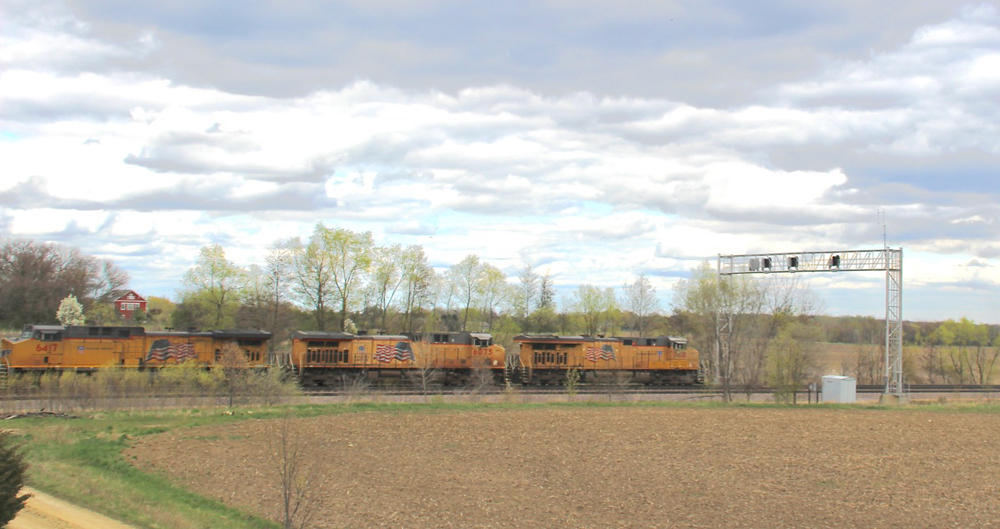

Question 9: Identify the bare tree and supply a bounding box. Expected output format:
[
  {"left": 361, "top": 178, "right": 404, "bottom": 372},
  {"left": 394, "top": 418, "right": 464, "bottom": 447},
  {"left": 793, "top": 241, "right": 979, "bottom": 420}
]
[
  {"left": 89, "top": 259, "right": 130, "bottom": 302},
  {"left": 516, "top": 264, "right": 539, "bottom": 327},
  {"left": 604, "top": 369, "right": 633, "bottom": 402},
  {"left": 239, "top": 264, "right": 271, "bottom": 330},
  {"left": 673, "top": 262, "right": 763, "bottom": 401},
  {"left": 852, "top": 342, "right": 883, "bottom": 385},
  {"left": 407, "top": 349, "right": 442, "bottom": 402},
  {"left": 270, "top": 411, "right": 317, "bottom": 529},
  {"left": 735, "top": 276, "right": 823, "bottom": 400},
  {"left": 0, "top": 238, "right": 127, "bottom": 327},
  {"left": 622, "top": 273, "right": 659, "bottom": 338},
  {"left": 265, "top": 239, "right": 296, "bottom": 335},
  {"left": 468, "top": 361, "right": 496, "bottom": 397},
  {"left": 217, "top": 342, "right": 250, "bottom": 407}
]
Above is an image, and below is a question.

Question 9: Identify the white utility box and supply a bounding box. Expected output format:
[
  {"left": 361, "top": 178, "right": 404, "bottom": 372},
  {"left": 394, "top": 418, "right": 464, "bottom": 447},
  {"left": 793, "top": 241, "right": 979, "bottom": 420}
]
[{"left": 822, "top": 375, "right": 856, "bottom": 403}]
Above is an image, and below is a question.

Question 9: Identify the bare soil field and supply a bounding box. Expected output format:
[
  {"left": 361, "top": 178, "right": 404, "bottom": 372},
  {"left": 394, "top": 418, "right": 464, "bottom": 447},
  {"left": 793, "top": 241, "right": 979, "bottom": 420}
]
[{"left": 129, "top": 405, "right": 1000, "bottom": 528}]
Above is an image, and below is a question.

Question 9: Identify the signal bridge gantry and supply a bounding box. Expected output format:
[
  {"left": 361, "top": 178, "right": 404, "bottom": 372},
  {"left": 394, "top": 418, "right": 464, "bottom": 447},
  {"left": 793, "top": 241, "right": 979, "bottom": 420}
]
[{"left": 717, "top": 248, "right": 905, "bottom": 402}]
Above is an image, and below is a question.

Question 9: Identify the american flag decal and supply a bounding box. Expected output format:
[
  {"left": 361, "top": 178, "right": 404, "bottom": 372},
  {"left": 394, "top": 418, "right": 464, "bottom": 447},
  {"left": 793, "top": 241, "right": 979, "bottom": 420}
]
[
  {"left": 375, "top": 342, "right": 415, "bottom": 363},
  {"left": 145, "top": 339, "right": 196, "bottom": 363},
  {"left": 585, "top": 344, "right": 616, "bottom": 362}
]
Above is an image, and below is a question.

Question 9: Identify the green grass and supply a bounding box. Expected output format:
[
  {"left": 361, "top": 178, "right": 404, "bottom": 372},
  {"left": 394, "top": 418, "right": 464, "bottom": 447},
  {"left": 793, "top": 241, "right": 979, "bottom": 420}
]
[{"left": 10, "top": 398, "right": 1000, "bottom": 527}]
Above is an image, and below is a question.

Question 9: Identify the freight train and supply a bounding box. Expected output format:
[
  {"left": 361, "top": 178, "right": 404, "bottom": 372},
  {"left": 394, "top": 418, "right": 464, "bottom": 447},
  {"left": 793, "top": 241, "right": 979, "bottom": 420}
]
[
  {"left": 291, "top": 331, "right": 507, "bottom": 387},
  {"left": 0, "top": 324, "right": 271, "bottom": 371},
  {"left": 510, "top": 334, "right": 701, "bottom": 385},
  {"left": 1, "top": 324, "right": 701, "bottom": 386}
]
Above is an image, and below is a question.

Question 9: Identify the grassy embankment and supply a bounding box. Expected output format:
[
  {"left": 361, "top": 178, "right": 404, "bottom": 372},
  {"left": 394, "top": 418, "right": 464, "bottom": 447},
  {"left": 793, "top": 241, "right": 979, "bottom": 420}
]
[{"left": 8, "top": 397, "right": 1000, "bottom": 527}]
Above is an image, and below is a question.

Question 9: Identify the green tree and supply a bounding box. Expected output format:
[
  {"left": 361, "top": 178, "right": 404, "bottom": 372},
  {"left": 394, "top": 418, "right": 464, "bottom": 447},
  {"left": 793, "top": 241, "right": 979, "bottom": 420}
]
[
  {"left": 368, "top": 244, "right": 404, "bottom": 332},
  {"left": 449, "top": 254, "right": 484, "bottom": 332},
  {"left": 571, "top": 284, "right": 604, "bottom": 336},
  {"left": 144, "top": 296, "right": 176, "bottom": 330},
  {"left": 399, "top": 245, "right": 434, "bottom": 333},
  {"left": 538, "top": 271, "right": 556, "bottom": 310},
  {"left": 766, "top": 323, "right": 821, "bottom": 403},
  {"left": 321, "top": 226, "right": 374, "bottom": 332},
  {"left": 291, "top": 233, "right": 333, "bottom": 331},
  {"left": 0, "top": 432, "right": 30, "bottom": 526},
  {"left": 85, "top": 302, "right": 118, "bottom": 326},
  {"left": 599, "top": 286, "right": 621, "bottom": 336},
  {"left": 479, "top": 263, "right": 511, "bottom": 332},
  {"left": 181, "top": 244, "right": 245, "bottom": 328},
  {"left": 171, "top": 290, "right": 217, "bottom": 330},
  {"left": 940, "top": 318, "right": 996, "bottom": 385}
]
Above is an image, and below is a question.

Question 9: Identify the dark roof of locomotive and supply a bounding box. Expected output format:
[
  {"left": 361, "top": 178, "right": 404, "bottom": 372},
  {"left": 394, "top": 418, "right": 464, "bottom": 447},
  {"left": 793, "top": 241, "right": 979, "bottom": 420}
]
[
  {"left": 515, "top": 334, "right": 688, "bottom": 345},
  {"left": 144, "top": 329, "right": 270, "bottom": 339},
  {"left": 623, "top": 336, "right": 688, "bottom": 346},
  {"left": 513, "top": 334, "right": 619, "bottom": 343},
  {"left": 23, "top": 325, "right": 147, "bottom": 338},
  {"left": 19, "top": 325, "right": 270, "bottom": 340},
  {"left": 292, "top": 331, "right": 354, "bottom": 340},
  {"left": 406, "top": 332, "right": 494, "bottom": 344},
  {"left": 209, "top": 330, "right": 272, "bottom": 339},
  {"left": 292, "top": 331, "right": 411, "bottom": 341}
]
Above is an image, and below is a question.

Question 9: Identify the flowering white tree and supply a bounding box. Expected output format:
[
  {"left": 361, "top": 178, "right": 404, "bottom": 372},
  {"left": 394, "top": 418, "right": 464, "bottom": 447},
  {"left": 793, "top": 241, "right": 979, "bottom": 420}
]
[{"left": 56, "top": 295, "right": 85, "bottom": 326}]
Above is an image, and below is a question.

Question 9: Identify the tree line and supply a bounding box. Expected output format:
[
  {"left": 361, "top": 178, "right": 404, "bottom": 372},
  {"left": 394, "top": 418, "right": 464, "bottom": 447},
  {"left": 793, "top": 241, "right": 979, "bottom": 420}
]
[
  {"left": 5, "top": 233, "right": 999, "bottom": 391},
  {"left": 0, "top": 238, "right": 128, "bottom": 328},
  {"left": 672, "top": 262, "right": 1000, "bottom": 399},
  {"left": 168, "top": 223, "right": 663, "bottom": 344}
]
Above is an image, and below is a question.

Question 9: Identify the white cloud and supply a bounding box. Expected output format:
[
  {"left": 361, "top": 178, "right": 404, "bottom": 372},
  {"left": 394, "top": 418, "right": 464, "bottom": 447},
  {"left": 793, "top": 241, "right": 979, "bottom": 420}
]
[{"left": 4, "top": 2, "right": 1000, "bottom": 322}]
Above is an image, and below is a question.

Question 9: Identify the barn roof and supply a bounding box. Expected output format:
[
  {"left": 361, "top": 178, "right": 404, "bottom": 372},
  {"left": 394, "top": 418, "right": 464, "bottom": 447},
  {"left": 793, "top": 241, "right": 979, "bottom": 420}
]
[{"left": 106, "top": 289, "right": 146, "bottom": 303}]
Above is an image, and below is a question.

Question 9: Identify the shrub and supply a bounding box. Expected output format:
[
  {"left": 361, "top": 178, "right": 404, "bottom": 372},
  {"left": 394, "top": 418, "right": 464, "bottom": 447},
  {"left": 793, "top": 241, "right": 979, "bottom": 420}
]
[{"left": 0, "top": 431, "right": 30, "bottom": 525}]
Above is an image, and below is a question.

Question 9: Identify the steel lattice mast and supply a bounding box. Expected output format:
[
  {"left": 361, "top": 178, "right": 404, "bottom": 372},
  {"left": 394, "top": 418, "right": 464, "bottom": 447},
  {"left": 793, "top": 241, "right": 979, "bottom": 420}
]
[{"left": 717, "top": 247, "right": 905, "bottom": 400}]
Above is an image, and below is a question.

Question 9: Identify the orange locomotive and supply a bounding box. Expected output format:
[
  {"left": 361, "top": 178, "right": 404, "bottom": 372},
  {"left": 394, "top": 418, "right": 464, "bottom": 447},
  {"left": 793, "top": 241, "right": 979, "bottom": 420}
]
[
  {"left": 291, "top": 331, "right": 506, "bottom": 387},
  {"left": 0, "top": 324, "right": 271, "bottom": 372},
  {"left": 512, "top": 334, "right": 701, "bottom": 385}
]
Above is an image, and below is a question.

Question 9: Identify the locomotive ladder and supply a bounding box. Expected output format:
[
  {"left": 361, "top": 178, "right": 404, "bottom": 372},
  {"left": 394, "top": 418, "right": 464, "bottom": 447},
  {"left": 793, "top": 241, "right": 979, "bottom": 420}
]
[{"left": 0, "top": 357, "right": 8, "bottom": 391}]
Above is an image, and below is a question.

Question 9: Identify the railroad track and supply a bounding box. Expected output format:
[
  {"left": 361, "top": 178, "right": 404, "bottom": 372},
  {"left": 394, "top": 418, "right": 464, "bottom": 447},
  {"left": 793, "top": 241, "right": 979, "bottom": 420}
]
[
  {"left": 2, "top": 384, "right": 996, "bottom": 403},
  {"left": 302, "top": 384, "right": 1000, "bottom": 397}
]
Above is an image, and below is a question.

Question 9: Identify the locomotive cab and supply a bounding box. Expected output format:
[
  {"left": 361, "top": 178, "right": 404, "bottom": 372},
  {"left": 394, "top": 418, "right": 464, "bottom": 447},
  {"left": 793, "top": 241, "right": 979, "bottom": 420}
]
[{"left": 409, "top": 332, "right": 506, "bottom": 385}]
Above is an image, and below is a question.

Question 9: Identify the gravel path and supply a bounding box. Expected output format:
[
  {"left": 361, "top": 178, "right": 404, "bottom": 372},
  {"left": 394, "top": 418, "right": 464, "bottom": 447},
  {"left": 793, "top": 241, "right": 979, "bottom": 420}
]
[{"left": 9, "top": 487, "right": 133, "bottom": 529}]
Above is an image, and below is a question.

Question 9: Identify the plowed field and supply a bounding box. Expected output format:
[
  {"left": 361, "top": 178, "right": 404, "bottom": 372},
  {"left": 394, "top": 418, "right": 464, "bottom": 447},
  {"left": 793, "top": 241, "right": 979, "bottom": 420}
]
[{"left": 128, "top": 406, "right": 1000, "bottom": 528}]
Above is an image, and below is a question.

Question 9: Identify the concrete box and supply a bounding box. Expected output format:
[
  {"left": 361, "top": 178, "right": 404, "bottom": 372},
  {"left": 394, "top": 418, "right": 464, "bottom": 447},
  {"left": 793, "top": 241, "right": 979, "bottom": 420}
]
[{"left": 822, "top": 375, "right": 856, "bottom": 403}]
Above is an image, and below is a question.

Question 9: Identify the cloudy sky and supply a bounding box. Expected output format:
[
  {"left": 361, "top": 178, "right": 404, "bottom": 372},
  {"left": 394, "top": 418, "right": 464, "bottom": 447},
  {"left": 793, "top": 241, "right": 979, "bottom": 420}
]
[{"left": 3, "top": 0, "right": 1000, "bottom": 323}]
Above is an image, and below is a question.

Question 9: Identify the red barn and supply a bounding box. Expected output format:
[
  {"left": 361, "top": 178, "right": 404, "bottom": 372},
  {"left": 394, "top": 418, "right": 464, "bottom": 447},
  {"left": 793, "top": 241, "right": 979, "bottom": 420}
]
[{"left": 108, "top": 289, "right": 146, "bottom": 320}]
